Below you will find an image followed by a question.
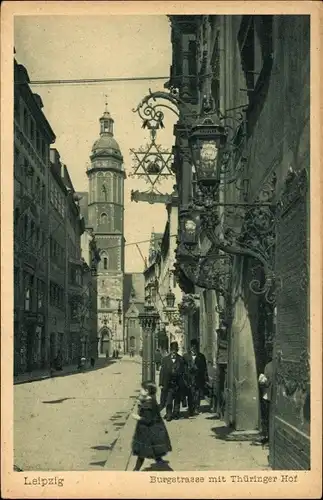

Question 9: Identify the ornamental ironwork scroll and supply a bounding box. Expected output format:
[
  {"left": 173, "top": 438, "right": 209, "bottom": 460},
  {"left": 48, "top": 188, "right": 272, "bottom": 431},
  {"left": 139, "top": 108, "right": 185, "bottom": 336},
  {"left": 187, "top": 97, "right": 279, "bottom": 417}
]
[
  {"left": 130, "top": 89, "right": 183, "bottom": 193},
  {"left": 131, "top": 89, "right": 248, "bottom": 191},
  {"left": 175, "top": 243, "right": 233, "bottom": 292},
  {"left": 178, "top": 172, "right": 277, "bottom": 302}
]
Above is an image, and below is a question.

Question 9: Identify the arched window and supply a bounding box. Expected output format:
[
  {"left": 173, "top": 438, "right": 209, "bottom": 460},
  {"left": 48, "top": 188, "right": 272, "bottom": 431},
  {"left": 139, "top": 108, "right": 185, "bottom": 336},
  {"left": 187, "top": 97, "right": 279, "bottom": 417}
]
[
  {"left": 100, "top": 297, "right": 105, "bottom": 308},
  {"left": 105, "top": 297, "right": 110, "bottom": 308},
  {"left": 100, "top": 213, "right": 108, "bottom": 225},
  {"left": 101, "top": 251, "right": 108, "bottom": 271},
  {"left": 102, "top": 184, "right": 108, "bottom": 201}
]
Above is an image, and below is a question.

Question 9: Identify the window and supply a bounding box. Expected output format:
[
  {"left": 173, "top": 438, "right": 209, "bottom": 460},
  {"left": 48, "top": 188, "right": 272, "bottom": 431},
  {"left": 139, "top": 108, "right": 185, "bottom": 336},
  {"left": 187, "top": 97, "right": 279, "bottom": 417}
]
[
  {"left": 105, "top": 297, "right": 110, "bottom": 309},
  {"left": 100, "top": 213, "right": 108, "bottom": 225},
  {"left": 25, "top": 287, "right": 31, "bottom": 311},
  {"left": 102, "top": 184, "right": 108, "bottom": 201},
  {"left": 37, "top": 279, "right": 44, "bottom": 310},
  {"left": 76, "top": 269, "right": 82, "bottom": 285},
  {"left": 100, "top": 297, "right": 105, "bottom": 309},
  {"left": 129, "top": 319, "right": 136, "bottom": 330},
  {"left": 24, "top": 274, "right": 33, "bottom": 311},
  {"left": 104, "top": 257, "right": 108, "bottom": 270}
]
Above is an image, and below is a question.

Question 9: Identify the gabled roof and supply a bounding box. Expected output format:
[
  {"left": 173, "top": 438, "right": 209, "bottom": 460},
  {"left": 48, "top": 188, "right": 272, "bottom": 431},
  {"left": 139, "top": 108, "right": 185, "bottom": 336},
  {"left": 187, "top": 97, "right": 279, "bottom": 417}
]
[{"left": 124, "top": 273, "right": 145, "bottom": 314}]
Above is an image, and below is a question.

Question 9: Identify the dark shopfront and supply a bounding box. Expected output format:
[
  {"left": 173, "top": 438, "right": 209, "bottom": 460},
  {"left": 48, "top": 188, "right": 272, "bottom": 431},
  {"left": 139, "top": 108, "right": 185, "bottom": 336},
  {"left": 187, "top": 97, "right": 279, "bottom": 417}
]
[{"left": 16, "top": 312, "right": 45, "bottom": 373}]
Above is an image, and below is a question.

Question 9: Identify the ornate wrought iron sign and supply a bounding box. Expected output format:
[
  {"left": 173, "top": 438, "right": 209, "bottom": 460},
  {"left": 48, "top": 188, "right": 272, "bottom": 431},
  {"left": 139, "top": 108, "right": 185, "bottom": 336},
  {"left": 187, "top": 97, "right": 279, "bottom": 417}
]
[
  {"left": 129, "top": 137, "right": 173, "bottom": 190},
  {"left": 130, "top": 190, "right": 173, "bottom": 205}
]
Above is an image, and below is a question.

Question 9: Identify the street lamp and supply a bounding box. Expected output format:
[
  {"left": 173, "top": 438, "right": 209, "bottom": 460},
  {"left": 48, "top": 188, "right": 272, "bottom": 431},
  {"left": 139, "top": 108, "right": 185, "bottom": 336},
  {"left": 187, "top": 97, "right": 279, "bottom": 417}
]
[
  {"left": 138, "top": 295, "right": 160, "bottom": 383},
  {"left": 163, "top": 288, "right": 183, "bottom": 326},
  {"left": 165, "top": 288, "right": 175, "bottom": 308},
  {"left": 189, "top": 105, "right": 227, "bottom": 188},
  {"left": 132, "top": 89, "right": 279, "bottom": 304}
]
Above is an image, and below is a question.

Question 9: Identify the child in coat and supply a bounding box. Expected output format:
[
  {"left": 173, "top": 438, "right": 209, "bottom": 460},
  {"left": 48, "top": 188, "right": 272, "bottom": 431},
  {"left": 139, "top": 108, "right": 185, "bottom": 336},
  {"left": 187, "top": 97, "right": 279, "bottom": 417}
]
[{"left": 131, "top": 381, "right": 172, "bottom": 471}]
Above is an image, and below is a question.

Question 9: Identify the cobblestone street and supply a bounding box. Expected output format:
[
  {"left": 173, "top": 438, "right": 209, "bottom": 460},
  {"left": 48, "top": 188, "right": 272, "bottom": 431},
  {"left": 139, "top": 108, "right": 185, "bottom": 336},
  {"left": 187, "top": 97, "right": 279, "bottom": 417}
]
[
  {"left": 14, "top": 357, "right": 141, "bottom": 471},
  {"left": 15, "top": 356, "right": 269, "bottom": 472},
  {"left": 105, "top": 384, "right": 269, "bottom": 472}
]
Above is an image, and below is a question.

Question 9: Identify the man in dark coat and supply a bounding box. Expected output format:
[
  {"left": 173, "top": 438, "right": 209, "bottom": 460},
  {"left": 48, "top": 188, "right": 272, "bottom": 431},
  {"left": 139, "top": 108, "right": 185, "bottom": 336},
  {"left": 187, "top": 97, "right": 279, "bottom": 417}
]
[
  {"left": 155, "top": 349, "right": 162, "bottom": 371},
  {"left": 159, "top": 341, "right": 185, "bottom": 421},
  {"left": 183, "top": 339, "right": 208, "bottom": 416}
]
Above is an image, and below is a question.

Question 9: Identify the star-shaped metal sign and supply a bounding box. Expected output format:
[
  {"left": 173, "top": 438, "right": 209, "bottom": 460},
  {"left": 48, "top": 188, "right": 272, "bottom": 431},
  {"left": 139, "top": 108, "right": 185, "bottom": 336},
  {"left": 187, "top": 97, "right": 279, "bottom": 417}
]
[{"left": 129, "top": 140, "right": 173, "bottom": 188}]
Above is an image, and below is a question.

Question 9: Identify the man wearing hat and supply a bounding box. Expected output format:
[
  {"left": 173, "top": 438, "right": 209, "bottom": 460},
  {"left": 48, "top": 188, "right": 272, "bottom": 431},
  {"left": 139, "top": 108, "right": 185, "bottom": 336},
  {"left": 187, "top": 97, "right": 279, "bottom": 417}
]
[
  {"left": 183, "top": 339, "right": 208, "bottom": 416},
  {"left": 159, "top": 341, "right": 185, "bottom": 421}
]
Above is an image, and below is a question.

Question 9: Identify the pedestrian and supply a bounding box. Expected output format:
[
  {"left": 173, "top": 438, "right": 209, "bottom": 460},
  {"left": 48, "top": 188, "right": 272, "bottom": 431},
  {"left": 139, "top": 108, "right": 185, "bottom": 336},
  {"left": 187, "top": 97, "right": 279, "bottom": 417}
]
[
  {"left": 159, "top": 341, "right": 185, "bottom": 421},
  {"left": 183, "top": 339, "right": 208, "bottom": 416},
  {"left": 155, "top": 348, "right": 162, "bottom": 371},
  {"left": 90, "top": 357, "right": 95, "bottom": 368},
  {"left": 112, "top": 349, "right": 116, "bottom": 359},
  {"left": 131, "top": 381, "right": 172, "bottom": 471},
  {"left": 258, "top": 351, "right": 273, "bottom": 446},
  {"left": 212, "top": 324, "right": 228, "bottom": 419},
  {"left": 116, "top": 349, "right": 119, "bottom": 359},
  {"left": 55, "top": 350, "right": 63, "bottom": 371}
]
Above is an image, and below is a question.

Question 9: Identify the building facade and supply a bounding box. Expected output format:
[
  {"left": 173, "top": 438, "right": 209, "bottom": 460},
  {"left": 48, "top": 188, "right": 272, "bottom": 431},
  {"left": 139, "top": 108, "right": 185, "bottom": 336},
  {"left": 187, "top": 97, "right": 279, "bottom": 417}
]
[
  {"left": 85, "top": 107, "right": 125, "bottom": 356},
  {"left": 167, "top": 15, "right": 310, "bottom": 469},
  {"left": 80, "top": 228, "right": 101, "bottom": 361},
  {"left": 14, "top": 60, "right": 55, "bottom": 374},
  {"left": 124, "top": 273, "right": 145, "bottom": 355},
  {"left": 14, "top": 59, "right": 94, "bottom": 375}
]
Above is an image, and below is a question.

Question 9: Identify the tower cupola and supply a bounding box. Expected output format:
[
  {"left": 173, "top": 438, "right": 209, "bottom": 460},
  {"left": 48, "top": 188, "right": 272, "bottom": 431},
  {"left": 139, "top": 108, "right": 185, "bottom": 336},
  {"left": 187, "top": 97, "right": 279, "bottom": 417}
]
[
  {"left": 100, "top": 106, "right": 114, "bottom": 136},
  {"left": 91, "top": 102, "right": 123, "bottom": 162}
]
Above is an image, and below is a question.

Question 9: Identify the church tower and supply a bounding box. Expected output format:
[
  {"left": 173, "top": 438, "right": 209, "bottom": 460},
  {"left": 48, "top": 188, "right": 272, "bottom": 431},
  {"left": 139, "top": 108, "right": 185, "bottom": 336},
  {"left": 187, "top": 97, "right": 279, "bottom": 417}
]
[{"left": 87, "top": 105, "right": 125, "bottom": 356}]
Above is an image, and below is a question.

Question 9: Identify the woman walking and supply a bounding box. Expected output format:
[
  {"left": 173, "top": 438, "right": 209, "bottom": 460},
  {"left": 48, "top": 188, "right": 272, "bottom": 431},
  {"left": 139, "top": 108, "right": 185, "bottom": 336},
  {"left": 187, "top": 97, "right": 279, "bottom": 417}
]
[{"left": 131, "top": 381, "right": 172, "bottom": 471}]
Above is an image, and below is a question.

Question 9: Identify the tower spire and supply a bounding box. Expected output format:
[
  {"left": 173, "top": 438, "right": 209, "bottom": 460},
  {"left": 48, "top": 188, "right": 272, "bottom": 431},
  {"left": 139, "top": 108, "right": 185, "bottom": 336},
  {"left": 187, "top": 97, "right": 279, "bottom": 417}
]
[{"left": 100, "top": 95, "right": 114, "bottom": 136}]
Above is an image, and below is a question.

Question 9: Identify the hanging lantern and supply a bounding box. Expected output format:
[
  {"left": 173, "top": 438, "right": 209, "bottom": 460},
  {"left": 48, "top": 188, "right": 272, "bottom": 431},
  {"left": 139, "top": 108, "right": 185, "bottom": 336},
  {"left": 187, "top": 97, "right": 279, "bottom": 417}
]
[
  {"left": 189, "top": 111, "right": 227, "bottom": 186},
  {"left": 165, "top": 288, "right": 175, "bottom": 308},
  {"left": 180, "top": 209, "right": 199, "bottom": 246}
]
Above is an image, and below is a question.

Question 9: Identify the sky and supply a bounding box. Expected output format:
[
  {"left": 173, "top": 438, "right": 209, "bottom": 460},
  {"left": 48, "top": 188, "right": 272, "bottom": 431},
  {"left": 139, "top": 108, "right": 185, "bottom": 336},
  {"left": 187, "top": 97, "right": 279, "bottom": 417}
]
[{"left": 14, "top": 15, "right": 176, "bottom": 272}]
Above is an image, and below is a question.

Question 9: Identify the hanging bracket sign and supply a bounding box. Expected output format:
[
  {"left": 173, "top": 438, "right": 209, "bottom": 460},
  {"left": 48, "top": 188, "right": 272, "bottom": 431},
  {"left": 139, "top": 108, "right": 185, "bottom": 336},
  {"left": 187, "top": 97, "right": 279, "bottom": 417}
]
[{"left": 131, "top": 190, "right": 173, "bottom": 205}]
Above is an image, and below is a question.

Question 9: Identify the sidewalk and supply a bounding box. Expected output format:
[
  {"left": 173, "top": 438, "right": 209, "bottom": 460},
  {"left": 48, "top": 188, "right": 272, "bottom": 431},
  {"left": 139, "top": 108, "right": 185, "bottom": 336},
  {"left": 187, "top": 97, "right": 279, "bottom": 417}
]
[
  {"left": 14, "top": 356, "right": 119, "bottom": 385},
  {"left": 105, "top": 391, "right": 270, "bottom": 472},
  {"left": 14, "top": 363, "right": 80, "bottom": 385}
]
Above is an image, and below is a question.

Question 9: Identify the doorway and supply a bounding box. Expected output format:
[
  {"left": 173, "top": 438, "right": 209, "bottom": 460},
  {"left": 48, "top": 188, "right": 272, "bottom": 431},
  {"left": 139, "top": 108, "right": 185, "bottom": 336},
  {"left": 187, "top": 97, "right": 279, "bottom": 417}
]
[{"left": 100, "top": 328, "right": 111, "bottom": 356}]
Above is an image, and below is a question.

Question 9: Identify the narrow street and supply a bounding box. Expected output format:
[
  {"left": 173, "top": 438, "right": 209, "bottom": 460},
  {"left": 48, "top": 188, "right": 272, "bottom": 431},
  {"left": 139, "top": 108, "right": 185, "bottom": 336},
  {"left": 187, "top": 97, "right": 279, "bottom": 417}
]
[
  {"left": 15, "top": 356, "right": 269, "bottom": 472},
  {"left": 14, "top": 357, "right": 141, "bottom": 471}
]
